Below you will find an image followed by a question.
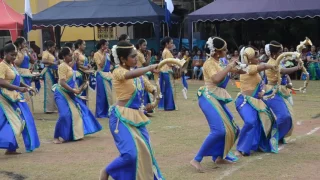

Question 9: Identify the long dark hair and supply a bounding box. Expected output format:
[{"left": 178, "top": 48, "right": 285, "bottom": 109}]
[
  {"left": 74, "top": 39, "right": 84, "bottom": 49},
  {"left": 14, "top": 37, "right": 26, "bottom": 48},
  {"left": 44, "top": 40, "right": 55, "bottom": 50},
  {"left": 58, "top": 47, "right": 71, "bottom": 60},
  {"left": 161, "top": 37, "right": 172, "bottom": 49},
  {"left": 118, "top": 34, "right": 129, "bottom": 41},
  {"left": 135, "top": 39, "right": 146, "bottom": 50},
  {"left": 116, "top": 41, "right": 134, "bottom": 64},
  {"left": 269, "top": 40, "right": 282, "bottom": 56},
  {"left": 96, "top": 39, "right": 107, "bottom": 50},
  {"left": 3, "top": 43, "right": 16, "bottom": 54}
]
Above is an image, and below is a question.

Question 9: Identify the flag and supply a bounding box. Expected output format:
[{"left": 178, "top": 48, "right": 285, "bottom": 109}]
[
  {"left": 165, "top": 0, "right": 174, "bottom": 28},
  {"left": 24, "top": 0, "right": 33, "bottom": 34}
]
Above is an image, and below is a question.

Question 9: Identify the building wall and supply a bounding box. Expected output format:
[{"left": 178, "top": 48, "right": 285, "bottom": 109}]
[{"left": 4, "top": 0, "right": 133, "bottom": 49}]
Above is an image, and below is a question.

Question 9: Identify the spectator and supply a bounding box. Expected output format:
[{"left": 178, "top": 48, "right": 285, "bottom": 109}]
[
  {"left": 192, "top": 50, "right": 204, "bottom": 80},
  {"left": 306, "top": 45, "right": 320, "bottom": 80}
]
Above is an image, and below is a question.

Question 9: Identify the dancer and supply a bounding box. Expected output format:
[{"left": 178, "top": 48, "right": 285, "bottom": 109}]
[
  {"left": 74, "top": 39, "right": 92, "bottom": 104},
  {"left": 94, "top": 39, "right": 113, "bottom": 118},
  {"left": 118, "top": 34, "right": 130, "bottom": 42},
  {"left": 53, "top": 47, "right": 102, "bottom": 144},
  {"left": 41, "top": 40, "right": 58, "bottom": 113},
  {"left": 100, "top": 41, "right": 163, "bottom": 180},
  {"left": 179, "top": 49, "right": 189, "bottom": 99},
  {"left": 136, "top": 39, "right": 153, "bottom": 114},
  {"left": 64, "top": 42, "right": 77, "bottom": 70},
  {"left": 235, "top": 46, "right": 278, "bottom": 157},
  {"left": 158, "top": 37, "right": 178, "bottom": 111},
  {"left": 264, "top": 41, "right": 302, "bottom": 143},
  {"left": 110, "top": 34, "right": 131, "bottom": 67},
  {"left": 190, "top": 37, "right": 241, "bottom": 172},
  {"left": 0, "top": 43, "right": 40, "bottom": 154},
  {"left": 14, "top": 37, "right": 36, "bottom": 109},
  {"left": 14, "top": 37, "right": 36, "bottom": 86}
]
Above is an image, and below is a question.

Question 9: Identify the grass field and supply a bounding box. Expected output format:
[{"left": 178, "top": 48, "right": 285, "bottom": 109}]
[{"left": 1, "top": 80, "right": 320, "bottom": 180}]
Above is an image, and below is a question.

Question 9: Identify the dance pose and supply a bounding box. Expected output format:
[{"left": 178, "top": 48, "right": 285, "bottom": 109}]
[
  {"left": 14, "top": 37, "right": 36, "bottom": 109},
  {"left": 64, "top": 42, "right": 77, "bottom": 70},
  {"left": 100, "top": 41, "right": 163, "bottom": 180},
  {"left": 41, "top": 40, "right": 58, "bottom": 113},
  {"left": 94, "top": 39, "right": 113, "bottom": 118},
  {"left": 158, "top": 37, "right": 177, "bottom": 111},
  {"left": 190, "top": 37, "right": 241, "bottom": 172},
  {"left": 264, "top": 41, "right": 302, "bottom": 143},
  {"left": 14, "top": 37, "right": 36, "bottom": 86},
  {"left": 136, "top": 39, "right": 153, "bottom": 114},
  {"left": 235, "top": 47, "right": 278, "bottom": 156},
  {"left": 53, "top": 47, "right": 102, "bottom": 144},
  {"left": 179, "top": 49, "right": 189, "bottom": 99},
  {"left": 74, "top": 39, "right": 91, "bottom": 103},
  {"left": 0, "top": 43, "right": 40, "bottom": 154}
]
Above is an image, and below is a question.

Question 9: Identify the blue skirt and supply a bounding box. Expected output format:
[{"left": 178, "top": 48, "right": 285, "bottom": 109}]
[
  {"left": 194, "top": 95, "right": 239, "bottom": 162},
  {"left": 264, "top": 93, "right": 293, "bottom": 143},
  {"left": 158, "top": 72, "right": 176, "bottom": 111},
  {"left": 0, "top": 98, "right": 40, "bottom": 152},
  {"left": 235, "top": 95, "right": 278, "bottom": 155},
  {"left": 106, "top": 107, "right": 163, "bottom": 180},
  {"left": 54, "top": 89, "right": 102, "bottom": 141},
  {"left": 95, "top": 72, "right": 112, "bottom": 118}
]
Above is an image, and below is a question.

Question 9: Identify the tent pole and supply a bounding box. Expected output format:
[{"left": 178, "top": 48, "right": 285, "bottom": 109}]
[
  {"left": 93, "top": 26, "right": 96, "bottom": 49},
  {"left": 162, "top": 0, "right": 165, "bottom": 37},
  {"left": 194, "top": 0, "right": 197, "bottom": 32}
]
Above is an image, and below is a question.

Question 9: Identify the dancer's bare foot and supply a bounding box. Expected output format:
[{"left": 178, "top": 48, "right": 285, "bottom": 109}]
[
  {"left": 235, "top": 150, "right": 244, "bottom": 158},
  {"left": 190, "top": 159, "right": 204, "bottom": 173},
  {"left": 5, "top": 150, "right": 21, "bottom": 155},
  {"left": 215, "top": 157, "right": 235, "bottom": 164},
  {"left": 53, "top": 138, "right": 62, "bottom": 144},
  {"left": 99, "top": 169, "right": 109, "bottom": 180}
]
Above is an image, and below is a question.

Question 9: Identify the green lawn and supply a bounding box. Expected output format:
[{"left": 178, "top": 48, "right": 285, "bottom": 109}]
[{"left": 1, "top": 80, "right": 320, "bottom": 180}]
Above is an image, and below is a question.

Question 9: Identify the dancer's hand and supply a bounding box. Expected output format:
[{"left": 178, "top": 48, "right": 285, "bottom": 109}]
[
  {"left": 73, "top": 89, "right": 81, "bottom": 95},
  {"left": 149, "top": 64, "right": 159, "bottom": 73},
  {"left": 18, "top": 87, "right": 28, "bottom": 93},
  {"left": 144, "top": 104, "right": 153, "bottom": 112},
  {"left": 227, "top": 59, "right": 237, "bottom": 70},
  {"left": 258, "top": 91, "right": 265, "bottom": 99},
  {"left": 28, "top": 87, "right": 36, "bottom": 95}
]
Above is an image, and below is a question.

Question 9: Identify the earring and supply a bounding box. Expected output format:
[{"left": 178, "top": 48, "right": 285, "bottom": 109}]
[
  {"left": 217, "top": 54, "right": 220, "bottom": 58},
  {"left": 123, "top": 63, "right": 125, "bottom": 66}
]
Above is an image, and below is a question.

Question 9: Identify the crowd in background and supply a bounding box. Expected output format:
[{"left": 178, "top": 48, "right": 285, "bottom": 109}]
[{"left": 1, "top": 40, "right": 320, "bottom": 81}]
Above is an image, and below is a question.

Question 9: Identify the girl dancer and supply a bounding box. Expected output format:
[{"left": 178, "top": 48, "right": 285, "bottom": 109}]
[
  {"left": 53, "top": 47, "right": 102, "bottom": 144},
  {"left": 41, "top": 40, "right": 58, "bottom": 113},
  {"left": 158, "top": 37, "right": 178, "bottom": 111},
  {"left": 100, "top": 41, "right": 163, "bottom": 180},
  {"left": 0, "top": 43, "right": 40, "bottom": 154},
  {"left": 14, "top": 37, "right": 36, "bottom": 86},
  {"left": 14, "top": 37, "right": 36, "bottom": 108},
  {"left": 190, "top": 37, "right": 241, "bottom": 172},
  {"left": 136, "top": 39, "right": 153, "bottom": 114},
  {"left": 235, "top": 46, "right": 278, "bottom": 157},
  {"left": 264, "top": 41, "right": 302, "bottom": 143},
  {"left": 94, "top": 39, "right": 113, "bottom": 118},
  {"left": 74, "top": 39, "right": 91, "bottom": 103}
]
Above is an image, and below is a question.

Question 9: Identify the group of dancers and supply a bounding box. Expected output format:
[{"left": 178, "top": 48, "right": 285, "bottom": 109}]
[{"left": 0, "top": 34, "right": 305, "bottom": 180}]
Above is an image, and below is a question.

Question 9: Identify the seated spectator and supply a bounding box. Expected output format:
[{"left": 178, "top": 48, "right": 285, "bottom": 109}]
[{"left": 192, "top": 50, "right": 204, "bottom": 80}]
